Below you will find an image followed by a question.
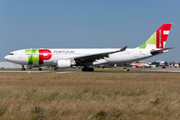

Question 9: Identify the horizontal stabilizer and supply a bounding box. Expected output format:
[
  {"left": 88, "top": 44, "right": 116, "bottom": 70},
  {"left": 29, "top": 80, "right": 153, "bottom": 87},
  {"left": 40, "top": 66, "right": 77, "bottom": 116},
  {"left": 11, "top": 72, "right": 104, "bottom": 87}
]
[{"left": 151, "top": 47, "right": 174, "bottom": 55}]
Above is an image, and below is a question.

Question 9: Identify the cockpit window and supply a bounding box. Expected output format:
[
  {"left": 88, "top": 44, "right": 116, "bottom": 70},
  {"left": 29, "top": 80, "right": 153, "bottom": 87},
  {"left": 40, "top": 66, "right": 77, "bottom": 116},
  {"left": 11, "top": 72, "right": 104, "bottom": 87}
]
[{"left": 8, "top": 53, "right": 14, "bottom": 55}]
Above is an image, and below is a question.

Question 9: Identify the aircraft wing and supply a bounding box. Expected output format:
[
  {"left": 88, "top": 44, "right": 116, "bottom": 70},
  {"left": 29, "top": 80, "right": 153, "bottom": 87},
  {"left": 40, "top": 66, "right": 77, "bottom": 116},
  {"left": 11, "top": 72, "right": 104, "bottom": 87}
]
[
  {"left": 151, "top": 47, "right": 174, "bottom": 55},
  {"left": 73, "top": 46, "right": 127, "bottom": 62}
]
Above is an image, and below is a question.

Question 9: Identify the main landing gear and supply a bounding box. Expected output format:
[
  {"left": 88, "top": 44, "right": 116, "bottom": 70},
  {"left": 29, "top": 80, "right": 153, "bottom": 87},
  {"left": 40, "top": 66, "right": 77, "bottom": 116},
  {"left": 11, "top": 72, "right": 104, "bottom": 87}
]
[
  {"left": 21, "top": 65, "right": 25, "bottom": 71},
  {"left": 82, "top": 67, "right": 94, "bottom": 72},
  {"left": 54, "top": 66, "right": 57, "bottom": 70}
]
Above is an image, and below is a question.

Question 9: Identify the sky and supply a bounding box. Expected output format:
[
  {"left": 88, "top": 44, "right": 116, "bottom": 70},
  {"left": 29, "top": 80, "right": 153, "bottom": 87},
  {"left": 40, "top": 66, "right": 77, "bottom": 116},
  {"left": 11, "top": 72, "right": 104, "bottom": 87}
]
[{"left": 0, "top": 0, "right": 180, "bottom": 62}]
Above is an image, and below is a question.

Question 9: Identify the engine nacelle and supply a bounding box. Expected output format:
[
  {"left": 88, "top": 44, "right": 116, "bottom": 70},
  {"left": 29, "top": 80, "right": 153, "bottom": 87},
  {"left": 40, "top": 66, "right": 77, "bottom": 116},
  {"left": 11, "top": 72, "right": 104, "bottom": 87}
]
[{"left": 57, "top": 59, "right": 76, "bottom": 68}]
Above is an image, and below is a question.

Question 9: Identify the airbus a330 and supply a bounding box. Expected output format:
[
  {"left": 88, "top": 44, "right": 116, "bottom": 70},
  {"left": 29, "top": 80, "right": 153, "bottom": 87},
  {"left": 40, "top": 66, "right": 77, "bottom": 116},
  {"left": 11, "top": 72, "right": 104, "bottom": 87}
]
[{"left": 4, "top": 23, "right": 173, "bottom": 71}]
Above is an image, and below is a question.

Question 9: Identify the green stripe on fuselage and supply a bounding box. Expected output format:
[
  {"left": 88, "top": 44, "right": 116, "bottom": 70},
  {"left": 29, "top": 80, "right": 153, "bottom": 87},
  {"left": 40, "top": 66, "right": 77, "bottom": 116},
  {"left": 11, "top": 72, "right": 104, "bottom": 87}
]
[{"left": 25, "top": 49, "right": 39, "bottom": 65}]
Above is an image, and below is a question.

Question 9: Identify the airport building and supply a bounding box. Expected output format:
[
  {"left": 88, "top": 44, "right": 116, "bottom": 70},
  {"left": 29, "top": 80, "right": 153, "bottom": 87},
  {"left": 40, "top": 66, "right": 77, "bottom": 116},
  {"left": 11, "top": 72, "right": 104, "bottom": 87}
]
[
  {"left": 0, "top": 62, "right": 22, "bottom": 68},
  {"left": 170, "top": 62, "right": 180, "bottom": 68}
]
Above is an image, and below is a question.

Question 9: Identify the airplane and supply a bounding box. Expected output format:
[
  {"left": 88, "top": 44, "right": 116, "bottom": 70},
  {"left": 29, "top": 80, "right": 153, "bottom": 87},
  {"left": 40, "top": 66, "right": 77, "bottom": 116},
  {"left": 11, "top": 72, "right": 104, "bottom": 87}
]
[
  {"left": 4, "top": 23, "right": 173, "bottom": 71},
  {"left": 130, "top": 61, "right": 151, "bottom": 68}
]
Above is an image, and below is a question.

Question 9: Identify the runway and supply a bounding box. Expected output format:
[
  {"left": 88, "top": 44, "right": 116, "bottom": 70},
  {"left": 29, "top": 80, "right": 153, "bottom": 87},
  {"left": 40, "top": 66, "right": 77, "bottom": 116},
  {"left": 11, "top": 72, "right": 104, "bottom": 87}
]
[
  {"left": 1, "top": 68, "right": 180, "bottom": 73},
  {"left": 137, "top": 68, "right": 180, "bottom": 73}
]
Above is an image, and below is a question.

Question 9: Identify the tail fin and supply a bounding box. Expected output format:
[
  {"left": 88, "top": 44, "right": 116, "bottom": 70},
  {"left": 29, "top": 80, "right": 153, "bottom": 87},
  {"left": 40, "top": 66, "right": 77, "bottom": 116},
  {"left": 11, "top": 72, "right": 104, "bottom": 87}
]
[{"left": 139, "top": 23, "right": 172, "bottom": 49}]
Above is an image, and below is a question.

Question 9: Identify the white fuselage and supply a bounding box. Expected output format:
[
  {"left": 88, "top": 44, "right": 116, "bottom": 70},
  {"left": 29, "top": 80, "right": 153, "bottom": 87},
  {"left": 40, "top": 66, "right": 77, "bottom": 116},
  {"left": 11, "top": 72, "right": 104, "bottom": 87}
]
[{"left": 4, "top": 48, "right": 152, "bottom": 66}]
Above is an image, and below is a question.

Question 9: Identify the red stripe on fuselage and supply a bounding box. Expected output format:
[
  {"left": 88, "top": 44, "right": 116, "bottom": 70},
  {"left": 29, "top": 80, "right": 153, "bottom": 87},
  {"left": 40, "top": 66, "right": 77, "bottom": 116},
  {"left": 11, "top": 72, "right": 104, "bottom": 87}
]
[{"left": 39, "top": 49, "right": 52, "bottom": 64}]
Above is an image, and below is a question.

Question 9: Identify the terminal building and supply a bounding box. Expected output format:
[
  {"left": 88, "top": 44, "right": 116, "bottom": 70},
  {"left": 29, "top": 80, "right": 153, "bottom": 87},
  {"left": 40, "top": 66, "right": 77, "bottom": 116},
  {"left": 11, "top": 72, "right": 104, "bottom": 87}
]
[{"left": 0, "top": 62, "right": 22, "bottom": 68}]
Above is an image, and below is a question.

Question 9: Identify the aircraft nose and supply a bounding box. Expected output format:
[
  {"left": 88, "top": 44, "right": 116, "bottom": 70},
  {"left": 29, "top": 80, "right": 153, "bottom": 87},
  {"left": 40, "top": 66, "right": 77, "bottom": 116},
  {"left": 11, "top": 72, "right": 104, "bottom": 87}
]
[{"left": 4, "top": 55, "right": 9, "bottom": 61}]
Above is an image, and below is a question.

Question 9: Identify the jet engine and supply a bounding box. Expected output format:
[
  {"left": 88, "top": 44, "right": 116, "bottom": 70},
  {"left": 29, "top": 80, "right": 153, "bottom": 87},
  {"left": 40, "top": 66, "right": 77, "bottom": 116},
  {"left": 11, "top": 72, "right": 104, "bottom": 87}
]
[{"left": 57, "top": 59, "right": 76, "bottom": 68}]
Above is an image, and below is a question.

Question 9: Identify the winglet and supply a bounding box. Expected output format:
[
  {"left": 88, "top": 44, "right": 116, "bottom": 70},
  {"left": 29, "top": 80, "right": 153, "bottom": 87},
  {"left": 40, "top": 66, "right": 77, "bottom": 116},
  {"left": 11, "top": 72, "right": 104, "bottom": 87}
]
[{"left": 119, "top": 46, "right": 127, "bottom": 52}]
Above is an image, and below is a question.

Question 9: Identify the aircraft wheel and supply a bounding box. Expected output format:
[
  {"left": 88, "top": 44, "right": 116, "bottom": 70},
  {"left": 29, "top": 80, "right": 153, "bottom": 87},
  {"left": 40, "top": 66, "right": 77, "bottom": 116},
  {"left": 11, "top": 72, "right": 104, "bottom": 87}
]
[
  {"left": 82, "top": 68, "right": 86, "bottom": 71},
  {"left": 82, "top": 68, "right": 88, "bottom": 71},
  {"left": 54, "top": 67, "right": 57, "bottom": 70},
  {"left": 89, "top": 68, "right": 94, "bottom": 72},
  {"left": 82, "top": 68, "right": 94, "bottom": 72},
  {"left": 22, "top": 68, "right": 25, "bottom": 71},
  {"left": 39, "top": 68, "right": 42, "bottom": 71}
]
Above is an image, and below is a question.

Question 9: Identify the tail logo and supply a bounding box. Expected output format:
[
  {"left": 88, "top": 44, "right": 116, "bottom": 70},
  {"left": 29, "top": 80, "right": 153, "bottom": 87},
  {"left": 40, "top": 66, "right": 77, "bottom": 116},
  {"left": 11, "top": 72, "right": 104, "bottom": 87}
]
[
  {"left": 156, "top": 24, "right": 171, "bottom": 49},
  {"left": 158, "top": 29, "right": 162, "bottom": 48},
  {"left": 139, "top": 23, "right": 172, "bottom": 49}
]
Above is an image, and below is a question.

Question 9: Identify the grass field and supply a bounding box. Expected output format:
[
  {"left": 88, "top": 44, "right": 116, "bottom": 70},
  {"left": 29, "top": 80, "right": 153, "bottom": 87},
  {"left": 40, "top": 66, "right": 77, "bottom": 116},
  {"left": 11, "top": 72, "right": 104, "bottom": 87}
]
[{"left": 0, "top": 72, "right": 180, "bottom": 120}]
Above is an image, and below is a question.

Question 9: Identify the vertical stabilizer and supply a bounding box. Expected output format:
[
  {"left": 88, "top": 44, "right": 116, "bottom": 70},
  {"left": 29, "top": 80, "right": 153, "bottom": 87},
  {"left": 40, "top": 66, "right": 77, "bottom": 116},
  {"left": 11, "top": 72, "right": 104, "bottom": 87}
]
[{"left": 139, "top": 23, "right": 172, "bottom": 49}]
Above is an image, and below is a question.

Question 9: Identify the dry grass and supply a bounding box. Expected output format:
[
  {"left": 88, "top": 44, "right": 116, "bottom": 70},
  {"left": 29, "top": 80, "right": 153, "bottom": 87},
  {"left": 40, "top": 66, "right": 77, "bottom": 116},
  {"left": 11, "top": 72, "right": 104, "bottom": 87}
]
[{"left": 0, "top": 73, "right": 180, "bottom": 120}]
